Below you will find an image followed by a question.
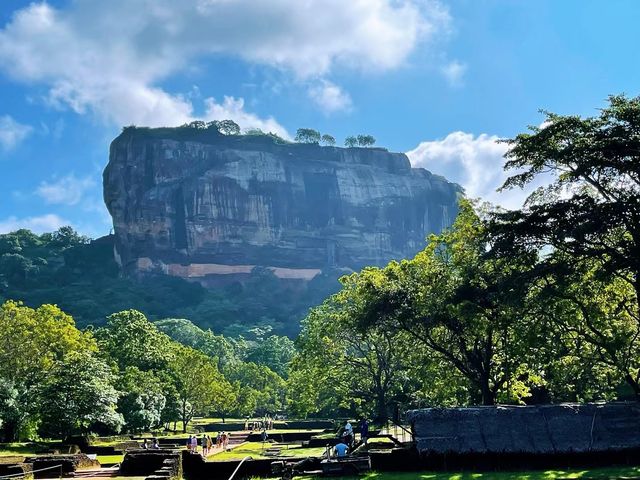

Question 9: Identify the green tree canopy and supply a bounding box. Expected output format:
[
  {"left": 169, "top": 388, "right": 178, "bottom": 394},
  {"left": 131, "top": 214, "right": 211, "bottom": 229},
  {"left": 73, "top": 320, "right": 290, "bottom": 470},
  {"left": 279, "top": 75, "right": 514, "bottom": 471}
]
[
  {"left": 356, "top": 134, "right": 376, "bottom": 147},
  {"left": 321, "top": 134, "right": 336, "bottom": 146},
  {"left": 39, "top": 351, "right": 123, "bottom": 440},
  {"left": 295, "top": 128, "right": 321, "bottom": 144},
  {"left": 97, "top": 310, "right": 174, "bottom": 371},
  {"left": 490, "top": 95, "right": 640, "bottom": 398},
  {"left": 344, "top": 136, "right": 357, "bottom": 147}
]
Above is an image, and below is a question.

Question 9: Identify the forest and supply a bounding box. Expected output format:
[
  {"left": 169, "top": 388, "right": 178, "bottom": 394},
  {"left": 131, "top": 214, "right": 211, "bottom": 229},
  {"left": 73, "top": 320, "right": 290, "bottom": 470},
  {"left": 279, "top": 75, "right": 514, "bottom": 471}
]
[{"left": 1, "top": 95, "right": 639, "bottom": 441}]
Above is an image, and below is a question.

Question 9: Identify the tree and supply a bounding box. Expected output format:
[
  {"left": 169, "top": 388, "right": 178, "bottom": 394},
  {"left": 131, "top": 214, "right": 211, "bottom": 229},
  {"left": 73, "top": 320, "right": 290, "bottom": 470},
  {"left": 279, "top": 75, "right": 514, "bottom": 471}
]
[
  {"left": 117, "top": 367, "right": 166, "bottom": 433},
  {"left": 155, "top": 318, "right": 238, "bottom": 369},
  {"left": 224, "top": 361, "right": 285, "bottom": 416},
  {"left": 168, "top": 345, "right": 229, "bottom": 432},
  {"left": 358, "top": 201, "right": 539, "bottom": 405},
  {"left": 246, "top": 335, "right": 295, "bottom": 378},
  {"left": 208, "top": 119, "right": 240, "bottom": 135},
  {"left": 490, "top": 95, "right": 640, "bottom": 397},
  {"left": 321, "top": 134, "right": 336, "bottom": 146},
  {"left": 344, "top": 136, "right": 358, "bottom": 147},
  {"left": 39, "top": 351, "right": 123, "bottom": 440},
  {"left": 97, "top": 310, "right": 174, "bottom": 371},
  {"left": 356, "top": 135, "right": 376, "bottom": 147},
  {"left": 184, "top": 121, "right": 206, "bottom": 129},
  {"left": 295, "top": 128, "right": 321, "bottom": 144},
  {"left": 292, "top": 295, "right": 417, "bottom": 423},
  {"left": 0, "top": 301, "right": 96, "bottom": 440}
]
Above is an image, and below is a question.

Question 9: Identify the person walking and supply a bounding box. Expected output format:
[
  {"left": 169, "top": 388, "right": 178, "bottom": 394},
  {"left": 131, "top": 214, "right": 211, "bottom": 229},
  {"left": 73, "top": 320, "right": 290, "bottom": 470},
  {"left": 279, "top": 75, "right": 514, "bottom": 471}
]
[
  {"left": 201, "top": 434, "right": 208, "bottom": 456},
  {"left": 191, "top": 434, "right": 198, "bottom": 453},
  {"left": 186, "top": 435, "right": 192, "bottom": 451},
  {"left": 359, "top": 418, "right": 369, "bottom": 445}
]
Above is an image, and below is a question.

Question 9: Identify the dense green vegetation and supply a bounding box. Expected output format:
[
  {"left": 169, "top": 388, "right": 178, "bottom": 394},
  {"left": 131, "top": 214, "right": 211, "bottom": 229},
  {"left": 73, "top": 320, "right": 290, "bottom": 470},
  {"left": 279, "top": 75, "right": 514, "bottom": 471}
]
[
  {"left": 0, "top": 301, "right": 294, "bottom": 441},
  {"left": 288, "top": 95, "right": 640, "bottom": 421},
  {"left": 0, "top": 228, "right": 338, "bottom": 337},
  {"left": 1, "top": 96, "right": 640, "bottom": 446}
]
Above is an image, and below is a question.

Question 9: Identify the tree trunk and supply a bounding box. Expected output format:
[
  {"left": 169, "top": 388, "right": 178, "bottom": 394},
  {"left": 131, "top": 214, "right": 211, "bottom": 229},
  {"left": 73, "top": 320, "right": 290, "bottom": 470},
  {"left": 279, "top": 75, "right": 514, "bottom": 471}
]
[
  {"left": 480, "top": 379, "right": 496, "bottom": 405},
  {"left": 624, "top": 373, "right": 640, "bottom": 399},
  {"left": 374, "top": 390, "right": 388, "bottom": 425},
  {"left": 181, "top": 400, "right": 189, "bottom": 433}
]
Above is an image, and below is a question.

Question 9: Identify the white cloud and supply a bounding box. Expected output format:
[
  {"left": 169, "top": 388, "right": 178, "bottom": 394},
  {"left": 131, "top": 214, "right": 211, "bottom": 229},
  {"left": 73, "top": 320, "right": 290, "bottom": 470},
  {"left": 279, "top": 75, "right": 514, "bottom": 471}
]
[
  {"left": 406, "top": 131, "right": 550, "bottom": 210},
  {"left": 308, "top": 80, "right": 353, "bottom": 114},
  {"left": 0, "top": 1, "right": 450, "bottom": 124},
  {"left": 0, "top": 115, "right": 32, "bottom": 150},
  {"left": 440, "top": 60, "right": 466, "bottom": 86},
  {"left": 36, "top": 173, "right": 97, "bottom": 206},
  {"left": 0, "top": 214, "right": 70, "bottom": 234},
  {"left": 204, "top": 96, "right": 289, "bottom": 138}
]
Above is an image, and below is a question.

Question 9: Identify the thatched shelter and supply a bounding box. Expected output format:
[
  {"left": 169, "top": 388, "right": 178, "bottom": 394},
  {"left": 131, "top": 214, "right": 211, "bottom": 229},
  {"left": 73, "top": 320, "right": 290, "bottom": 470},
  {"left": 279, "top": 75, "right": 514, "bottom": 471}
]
[{"left": 407, "top": 402, "right": 640, "bottom": 455}]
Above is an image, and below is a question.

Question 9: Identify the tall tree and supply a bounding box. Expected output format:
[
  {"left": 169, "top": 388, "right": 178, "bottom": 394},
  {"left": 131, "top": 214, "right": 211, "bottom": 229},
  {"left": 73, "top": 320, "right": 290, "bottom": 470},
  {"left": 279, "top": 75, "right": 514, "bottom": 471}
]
[
  {"left": 356, "top": 134, "right": 376, "bottom": 147},
  {"left": 39, "top": 351, "right": 123, "bottom": 440},
  {"left": 321, "top": 134, "right": 336, "bottom": 146},
  {"left": 295, "top": 128, "right": 321, "bottom": 144},
  {"left": 490, "top": 95, "right": 640, "bottom": 397},
  {"left": 168, "top": 345, "right": 230, "bottom": 432},
  {"left": 97, "top": 310, "right": 174, "bottom": 371},
  {"left": 358, "top": 201, "right": 538, "bottom": 405}
]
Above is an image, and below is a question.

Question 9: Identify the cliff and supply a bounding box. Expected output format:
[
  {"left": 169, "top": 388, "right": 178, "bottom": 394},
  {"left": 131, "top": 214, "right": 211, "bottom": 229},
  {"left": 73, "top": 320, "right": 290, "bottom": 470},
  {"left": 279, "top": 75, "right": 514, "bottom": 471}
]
[{"left": 104, "top": 127, "right": 461, "bottom": 285}]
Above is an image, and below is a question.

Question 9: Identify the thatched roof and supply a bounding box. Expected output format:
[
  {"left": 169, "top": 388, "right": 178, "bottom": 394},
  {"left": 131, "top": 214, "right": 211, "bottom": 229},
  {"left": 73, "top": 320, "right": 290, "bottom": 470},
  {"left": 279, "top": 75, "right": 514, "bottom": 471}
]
[{"left": 407, "top": 403, "right": 640, "bottom": 455}]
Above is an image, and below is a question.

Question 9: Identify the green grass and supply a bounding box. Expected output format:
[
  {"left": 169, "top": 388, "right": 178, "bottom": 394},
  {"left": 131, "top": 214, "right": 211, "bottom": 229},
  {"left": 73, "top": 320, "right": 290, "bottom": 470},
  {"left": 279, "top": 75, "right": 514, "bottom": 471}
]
[
  {"left": 96, "top": 454, "right": 124, "bottom": 465},
  {"left": 290, "top": 466, "right": 640, "bottom": 480},
  {"left": 208, "top": 442, "right": 327, "bottom": 462},
  {"left": 0, "top": 443, "right": 38, "bottom": 457}
]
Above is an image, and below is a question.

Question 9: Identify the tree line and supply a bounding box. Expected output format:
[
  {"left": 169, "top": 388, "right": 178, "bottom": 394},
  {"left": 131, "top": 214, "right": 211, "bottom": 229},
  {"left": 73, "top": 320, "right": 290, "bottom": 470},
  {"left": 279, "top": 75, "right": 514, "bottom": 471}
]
[
  {"left": 0, "top": 303, "right": 294, "bottom": 442},
  {"left": 289, "top": 95, "right": 640, "bottom": 422}
]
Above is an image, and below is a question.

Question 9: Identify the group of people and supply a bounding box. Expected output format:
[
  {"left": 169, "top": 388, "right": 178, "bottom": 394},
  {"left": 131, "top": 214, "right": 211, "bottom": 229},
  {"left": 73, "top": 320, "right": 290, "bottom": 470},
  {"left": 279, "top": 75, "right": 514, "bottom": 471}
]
[
  {"left": 186, "top": 432, "right": 229, "bottom": 456},
  {"left": 141, "top": 438, "right": 160, "bottom": 449},
  {"left": 245, "top": 417, "right": 273, "bottom": 431},
  {"left": 333, "top": 418, "right": 369, "bottom": 458}
]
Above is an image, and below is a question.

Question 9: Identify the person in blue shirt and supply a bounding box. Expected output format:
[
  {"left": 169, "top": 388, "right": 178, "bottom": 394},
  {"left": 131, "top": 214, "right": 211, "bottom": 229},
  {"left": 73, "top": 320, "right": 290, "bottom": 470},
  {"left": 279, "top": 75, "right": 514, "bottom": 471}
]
[{"left": 333, "top": 441, "right": 349, "bottom": 458}]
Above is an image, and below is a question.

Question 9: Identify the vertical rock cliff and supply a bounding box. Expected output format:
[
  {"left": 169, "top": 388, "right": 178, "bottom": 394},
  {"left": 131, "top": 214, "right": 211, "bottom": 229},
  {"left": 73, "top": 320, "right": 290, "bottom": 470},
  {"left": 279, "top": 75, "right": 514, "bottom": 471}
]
[{"left": 104, "top": 127, "right": 461, "bottom": 286}]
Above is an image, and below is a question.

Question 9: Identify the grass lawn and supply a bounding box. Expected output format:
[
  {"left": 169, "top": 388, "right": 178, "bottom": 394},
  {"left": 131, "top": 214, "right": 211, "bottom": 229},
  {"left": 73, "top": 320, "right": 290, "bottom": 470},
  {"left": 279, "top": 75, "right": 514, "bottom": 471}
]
[
  {"left": 209, "top": 442, "right": 327, "bottom": 461},
  {"left": 0, "top": 443, "right": 38, "bottom": 457},
  {"left": 289, "top": 466, "right": 640, "bottom": 480},
  {"left": 96, "top": 454, "right": 124, "bottom": 465}
]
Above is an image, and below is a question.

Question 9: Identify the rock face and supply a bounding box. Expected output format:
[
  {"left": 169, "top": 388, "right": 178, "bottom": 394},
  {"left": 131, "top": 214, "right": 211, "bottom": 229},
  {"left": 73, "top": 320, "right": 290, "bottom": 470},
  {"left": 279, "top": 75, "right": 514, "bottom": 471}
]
[{"left": 104, "top": 127, "right": 461, "bottom": 284}]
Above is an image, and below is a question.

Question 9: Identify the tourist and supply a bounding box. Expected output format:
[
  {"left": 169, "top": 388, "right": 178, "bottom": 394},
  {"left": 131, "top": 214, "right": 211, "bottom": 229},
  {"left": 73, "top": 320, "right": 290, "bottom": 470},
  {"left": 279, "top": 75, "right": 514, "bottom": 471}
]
[
  {"left": 201, "top": 434, "right": 208, "bottom": 456},
  {"left": 152, "top": 438, "right": 159, "bottom": 449},
  {"left": 244, "top": 418, "right": 249, "bottom": 430},
  {"left": 222, "top": 432, "right": 229, "bottom": 450},
  {"left": 207, "top": 435, "right": 213, "bottom": 453},
  {"left": 343, "top": 420, "right": 354, "bottom": 447},
  {"left": 359, "top": 418, "right": 369, "bottom": 445},
  {"left": 216, "top": 432, "right": 222, "bottom": 448},
  {"left": 142, "top": 439, "right": 148, "bottom": 450},
  {"left": 191, "top": 434, "right": 198, "bottom": 453},
  {"left": 333, "top": 441, "right": 349, "bottom": 459},
  {"left": 261, "top": 428, "right": 268, "bottom": 442},
  {"left": 186, "top": 435, "right": 192, "bottom": 451}
]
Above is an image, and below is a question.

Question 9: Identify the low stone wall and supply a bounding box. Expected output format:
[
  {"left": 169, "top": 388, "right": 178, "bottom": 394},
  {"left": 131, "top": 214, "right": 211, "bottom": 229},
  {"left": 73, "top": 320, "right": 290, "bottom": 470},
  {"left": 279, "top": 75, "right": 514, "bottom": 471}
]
[
  {"left": 24, "top": 454, "right": 99, "bottom": 478},
  {"left": 182, "top": 451, "right": 279, "bottom": 480},
  {"left": 404, "top": 402, "right": 640, "bottom": 471},
  {"left": 408, "top": 402, "right": 640, "bottom": 455},
  {"left": 119, "top": 449, "right": 180, "bottom": 476},
  {"left": 0, "top": 462, "right": 34, "bottom": 480}
]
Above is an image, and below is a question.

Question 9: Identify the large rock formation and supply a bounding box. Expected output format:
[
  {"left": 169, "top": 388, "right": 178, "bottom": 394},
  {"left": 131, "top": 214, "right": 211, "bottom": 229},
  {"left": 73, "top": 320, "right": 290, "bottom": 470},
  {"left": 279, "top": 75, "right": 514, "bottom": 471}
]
[{"left": 104, "top": 127, "right": 461, "bottom": 285}]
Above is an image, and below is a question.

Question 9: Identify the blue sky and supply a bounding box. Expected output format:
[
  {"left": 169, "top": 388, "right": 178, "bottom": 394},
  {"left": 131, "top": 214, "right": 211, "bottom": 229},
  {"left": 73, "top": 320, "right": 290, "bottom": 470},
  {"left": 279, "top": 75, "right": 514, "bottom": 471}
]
[{"left": 0, "top": 0, "right": 638, "bottom": 237}]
